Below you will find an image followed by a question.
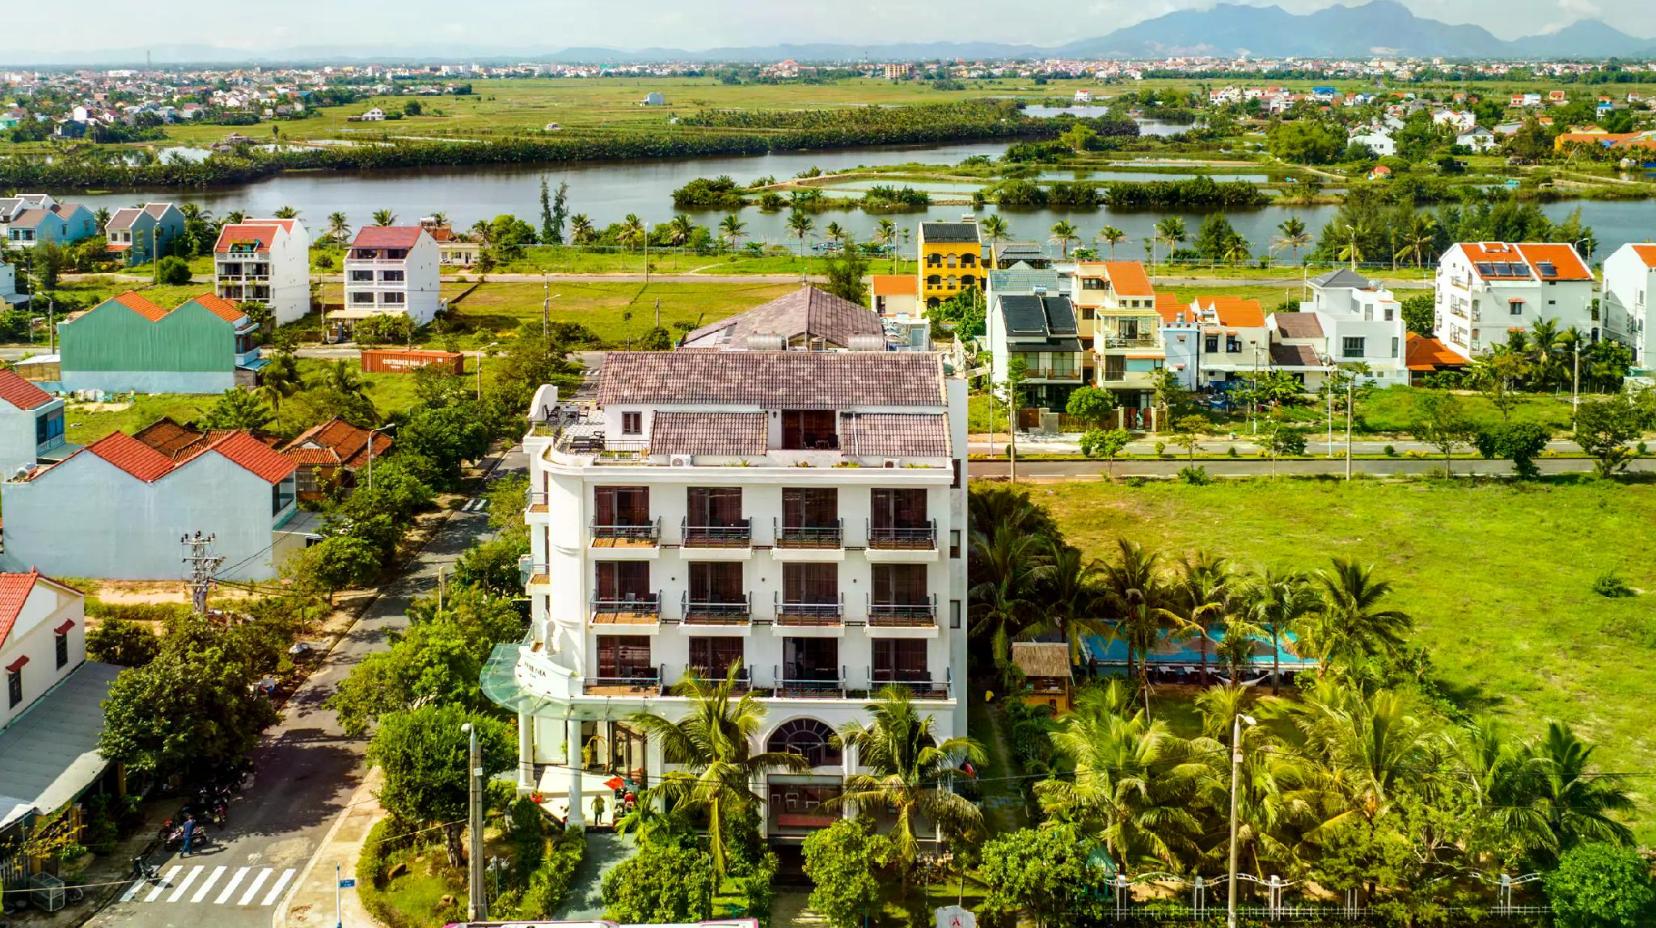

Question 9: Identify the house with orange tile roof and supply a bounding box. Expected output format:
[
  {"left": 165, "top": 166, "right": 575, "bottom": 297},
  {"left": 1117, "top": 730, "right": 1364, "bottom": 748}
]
[
  {"left": 212, "top": 216, "right": 312, "bottom": 325},
  {"left": 1405, "top": 333, "right": 1468, "bottom": 385},
  {"left": 1602, "top": 243, "right": 1656, "bottom": 370},
  {"left": 1433, "top": 242, "right": 1596, "bottom": 361},
  {"left": 339, "top": 225, "right": 441, "bottom": 327},
  {"left": 1072, "top": 261, "right": 1165, "bottom": 408},
  {"left": 0, "top": 370, "right": 67, "bottom": 474},
  {"left": 1179, "top": 295, "right": 1270, "bottom": 388},
  {"left": 0, "top": 429, "right": 307, "bottom": 580},
  {"left": 56, "top": 292, "right": 264, "bottom": 394},
  {"left": 870, "top": 274, "right": 919, "bottom": 321}
]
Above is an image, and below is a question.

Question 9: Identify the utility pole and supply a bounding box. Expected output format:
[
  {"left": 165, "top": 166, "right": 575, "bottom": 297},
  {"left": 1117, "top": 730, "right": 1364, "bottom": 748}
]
[
  {"left": 462, "top": 723, "right": 486, "bottom": 922},
  {"left": 181, "top": 532, "right": 223, "bottom": 615},
  {"left": 542, "top": 278, "right": 550, "bottom": 341},
  {"left": 1344, "top": 379, "right": 1354, "bottom": 482},
  {"left": 1226, "top": 713, "right": 1256, "bottom": 928},
  {"left": 1571, "top": 342, "right": 1581, "bottom": 427},
  {"left": 653, "top": 298, "right": 661, "bottom": 330}
]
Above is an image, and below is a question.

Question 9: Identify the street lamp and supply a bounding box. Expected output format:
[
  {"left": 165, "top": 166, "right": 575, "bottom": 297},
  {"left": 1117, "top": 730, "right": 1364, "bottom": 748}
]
[
  {"left": 461, "top": 722, "right": 485, "bottom": 922},
  {"left": 475, "top": 342, "right": 500, "bottom": 400},
  {"left": 365, "top": 423, "right": 397, "bottom": 490},
  {"left": 1226, "top": 713, "right": 1258, "bottom": 928}
]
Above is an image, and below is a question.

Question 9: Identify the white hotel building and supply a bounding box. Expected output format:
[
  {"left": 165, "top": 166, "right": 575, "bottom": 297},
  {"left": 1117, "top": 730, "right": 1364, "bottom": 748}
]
[
  {"left": 1433, "top": 242, "right": 1596, "bottom": 361},
  {"left": 486, "top": 349, "right": 969, "bottom": 840},
  {"left": 341, "top": 226, "right": 442, "bottom": 327}
]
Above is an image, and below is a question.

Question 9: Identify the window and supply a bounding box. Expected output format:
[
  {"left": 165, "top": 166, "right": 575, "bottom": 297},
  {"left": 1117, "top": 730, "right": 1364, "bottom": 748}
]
[
  {"left": 782, "top": 637, "right": 839, "bottom": 683},
  {"left": 595, "top": 561, "right": 651, "bottom": 602},
  {"left": 951, "top": 459, "right": 962, "bottom": 489},
  {"left": 6, "top": 669, "right": 20, "bottom": 708},
  {"left": 272, "top": 477, "right": 295, "bottom": 515},
  {"left": 382, "top": 292, "right": 405, "bottom": 305},
  {"left": 55, "top": 631, "right": 69, "bottom": 669},
  {"left": 950, "top": 600, "right": 962, "bottom": 629},
  {"left": 380, "top": 270, "right": 405, "bottom": 283},
  {"left": 873, "top": 639, "right": 928, "bottom": 682},
  {"left": 1384, "top": 308, "right": 1395, "bottom": 322},
  {"left": 621, "top": 411, "right": 642, "bottom": 435},
  {"left": 688, "top": 637, "right": 744, "bottom": 680},
  {"left": 688, "top": 561, "right": 744, "bottom": 605},
  {"left": 1225, "top": 336, "right": 1242, "bottom": 353},
  {"left": 767, "top": 719, "right": 841, "bottom": 767},
  {"left": 594, "top": 486, "right": 649, "bottom": 529},
  {"left": 595, "top": 636, "right": 652, "bottom": 679},
  {"left": 781, "top": 410, "right": 837, "bottom": 450},
  {"left": 350, "top": 292, "right": 375, "bottom": 304},
  {"left": 872, "top": 564, "right": 928, "bottom": 605},
  {"left": 349, "top": 270, "right": 374, "bottom": 282},
  {"left": 1392, "top": 337, "right": 1400, "bottom": 358},
  {"left": 1510, "top": 301, "right": 1524, "bottom": 316},
  {"left": 783, "top": 563, "right": 838, "bottom": 605},
  {"left": 870, "top": 488, "right": 927, "bottom": 530},
  {"left": 1342, "top": 336, "right": 1366, "bottom": 359},
  {"left": 35, "top": 409, "right": 64, "bottom": 446},
  {"left": 949, "top": 530, "right": 961, "bottom": 559},
  {"left": 687, "top": 487, "right": 743, "bottom": 527}
]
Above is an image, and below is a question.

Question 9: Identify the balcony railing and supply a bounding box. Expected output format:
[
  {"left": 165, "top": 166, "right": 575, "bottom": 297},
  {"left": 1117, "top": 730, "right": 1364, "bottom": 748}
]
[
  {"left": 1017, "top": 367, "right": 1084, "bottom": 380},
  {"left": 868, "top": 598, "right": 937, "bottom": 627},
  {"left": 680, "top": 592, "right": 751, "bottom": 625},
  {"left": 684, "top": 665, "right": 751, "bottom": 690},
  {"left": 774, "top": 518, "right": 843, "bottom": 548},
  {"left": 1102, "top": 334, "right": 1160, "bottom": 348},
  {"left": 775, "top": 665, "right": 848, "bottom": 698},
  {"left": 586, "top": 666, "right": 661, "bottom": 695},
  {"left": 590, "top": 592, "right": 660, "bottom": 622},
  {"left": 526, "top": 490, "right": 550, "bottom": 512},
  {"left": 867, "top": 520, "right": 936, "bottom": 551},
  {"left": 591, "top": 518, "right": 660, "bottom": 545},
  {"left": 869, "top": 668, "right": 952, "bottom": 699},
  {"left": 774, "top": 594, "right": 844, "bottom": 626},
  {"left": 518, "top": 557, "right": 549, "bottom": 587},
  {"left": 681, "top": 517, "right": 752, "bottom": 547}
]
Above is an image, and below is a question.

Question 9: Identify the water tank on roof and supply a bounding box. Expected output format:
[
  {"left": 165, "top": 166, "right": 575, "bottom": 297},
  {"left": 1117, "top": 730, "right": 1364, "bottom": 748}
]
[
  {"left": 847, "top": 334, "right": 887, "bottom": 352},
  {"left": 744, "top": 334, "right": 785, "bottom": 351}
]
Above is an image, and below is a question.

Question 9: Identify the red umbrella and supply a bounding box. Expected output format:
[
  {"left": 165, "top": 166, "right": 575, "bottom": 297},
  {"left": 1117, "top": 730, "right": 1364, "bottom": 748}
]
[{"left": 604, "top": 776, "right": 626, "bottom": 791}]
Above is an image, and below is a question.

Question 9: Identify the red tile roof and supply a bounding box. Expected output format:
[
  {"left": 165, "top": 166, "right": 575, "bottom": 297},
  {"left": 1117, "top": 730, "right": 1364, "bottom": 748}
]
[
  {"left": 1515, "top": 243, "right": 1592, "bottom": 281},
  {"left": 194, "top": 430, "right": 297, "bottom": 483},
  {"left": 1196, "top": 296, "right": 1265, "bottom": 328},
  {"left": 86, "top": 431, "right": 177, "bottom": 481},
  {"left": 1633, "top": 244, "right": 1656, "bottom": 268},
  {"left": 112, "top": 291, "right": 167, "bottom": 321},
  {"left": 0, "top": 369, "right": 54, "bottom": 410},
  {"left": 871, "top": 274, "right": 912, "bottom": 297},
  {"left": 278, "top": 417, "right": 391, "bottom": 470},
  {"left": 351, "top": 226, "right": 424, "bottom": 249},
  {"left": 0, "top": 569, "right": 41, "bottom": 651},
  {"left": 1459, "top": 242, "right": 1591, "bottom": 282},
  {"left": 1406, "top": 334, "right": 1466, "bottom": 371},
  {"left": 214, "top": 222, "right": 284, "bottom": 254},
  {"left": 1098, "top": 260, "right": 1155, "bottom": 297},
  {"left": 191, "top": 292, "right": 248, "bottom": 324},
  {"left": 1153, "top": 293, "right": 1187, "bottom": 325}
]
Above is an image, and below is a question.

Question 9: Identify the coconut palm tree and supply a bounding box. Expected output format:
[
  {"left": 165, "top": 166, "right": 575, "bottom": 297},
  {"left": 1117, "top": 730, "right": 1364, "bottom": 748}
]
[
  {"left": 831, "top": 687, "right": 985, "bottom": 871},
  {"left": 1035, "top": 680, "right": 1205, "bottom": 869},
  {"left": 257, "top": 351, "right": 302, "bottom": 413},
  {"left": 824, "top": 221, "right": 847, "bottom": 246},
  {"left": 1024, "top": 537, "right": 1106, "bottom": 667},
  {"left": 785, "top": 209, "right": 815, "bottom": 258},
  {"left": 1157, "top": 552, "right": 1233, "bottom": 684},
  {"left": 1096, "top": 224, "right": 1127, "bottom": 258},
  {"left": 1100, "top": 539, "right": 1167, "bottom": 709},
  {"left": 618, "top": 214, "right": 648, "bottom": 251},
  {"left": 326, "top": 211, "right": 351, "bottom": 243},
  {"left": 1294, "top": 686, "right": 1440, "bottom": 850},
  {"left": 224, "top": 210, "right": 247, "bottom": 225},
  {"left": 93, "top": 207, "right": 112, "bottom": 229},
  {"left": 1194, "top": 684, "right": 1301, "bottom": 875},
  {"left": 1272, "top": 217, "right": 1311, "bottom": 265},
  {"left": 569, "top": 213, "right": 595, "bottom": 246},
  {"left": 968, "top": 523, "right": 1044, "bottom": 667},
  {"left": 629, "top": 665, "right": 809, "bottom": 880},
  {"left": 370, "top": 209, "right": 396, "bottom": 227},
  {"left": 273, "top": 205, "right": 300, "bottom": 219},
  {"left": 718, "top": 213, "right": 747, "bottom": 252},
  {"left": 665, "top": 214, "right": 696, "bottom": 247},
  {"left": 1301, "top": 559, "right": 1412, "bottom": 676},
  {"left": 979, "top": 214, "right": 1010, "bottom": 268},
  {"left": 1153, "top": 216, "right": 1187, "bottom": 270},
  {"left": 1244, "top": 567, "right": 1319, "bottom": 695},
  {"left": 1526, "top": 722, "right": 1634, "bottom": 860},
  {"left": 428, "top": 211, "right": 448, "bottom": 227},
  {"left": 873, "top": 217, "right": 899, "bottom": 271},
  {"left": 319, "top": 358, "right": 370, "bottom": 402},
  {"left": 1393, "top": 213, "right": 1438, "bottom": 269},
  {"left": 1049, "top": 220, "right": 1080, "bottom": 259}
]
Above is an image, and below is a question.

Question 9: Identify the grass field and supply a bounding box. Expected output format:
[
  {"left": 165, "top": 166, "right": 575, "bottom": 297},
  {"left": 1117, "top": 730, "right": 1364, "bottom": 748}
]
[
  {"left": 443, "top": 279, "right": 795, "bottom": 346},
  {"left": 1032, "top": 477, "right": 1656, "bottom": 838}
]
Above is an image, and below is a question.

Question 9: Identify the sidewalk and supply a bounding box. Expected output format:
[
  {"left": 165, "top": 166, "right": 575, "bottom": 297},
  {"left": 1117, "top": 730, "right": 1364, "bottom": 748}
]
[{"left": 275, "top": 768, "right": 384, "bottom": 928}]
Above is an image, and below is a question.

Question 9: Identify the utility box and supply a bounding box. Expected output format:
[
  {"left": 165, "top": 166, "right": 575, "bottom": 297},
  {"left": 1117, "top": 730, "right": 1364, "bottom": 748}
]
[{"left": 31, "top": 872, "right": 66, "bottom": 912}]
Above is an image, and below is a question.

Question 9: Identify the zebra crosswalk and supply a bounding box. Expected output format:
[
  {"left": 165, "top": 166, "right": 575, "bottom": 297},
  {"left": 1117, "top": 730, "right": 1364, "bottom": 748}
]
[
  {"left": 118, "top": 864, "right": 298, "bottom": 907},
  {"left": 460, "top": 496, "right": 490, "bottom": 512}
]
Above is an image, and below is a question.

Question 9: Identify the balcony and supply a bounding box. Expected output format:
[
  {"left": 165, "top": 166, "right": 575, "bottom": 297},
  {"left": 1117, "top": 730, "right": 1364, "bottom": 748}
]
[
  {"left": 681, "top": 517, "right": 752, "bottom": 549},
  {"left": 1018, "top": 367, "right": 1084, "bottom": 381},
  {"left": 1102, "top": 334, "right": 1161, "bottom": 349},
  {"left": 867, "top": 520, "right": 936, "bottom": 551},
  {"left": 526, "top": 490, "right": 549, "bottom": 515},
  {"left": 774, "top": 518, "right": 843, "bottom": 549},
  {"left": 590, "top": 592, "right": 661, "bottom": 626},
  {"left": 868, "top": 600, "right": 937, "bottom": 628},
  {"left": 680, "top": 592, "right": 751, "bottom": 626},
  {"left": 519, "top": 558, "right": 550, "bottom": 589},
  {"left": 591, "top": 518, "right": 660, "bottom": 548},
  {"left": 774, "top": 595, "right": 844, "bottom": 628},
  {"left": 684, "top": 664, "right": 751, "bottom": 691},
  {"left": 869, "top": 669, "right": 952, "bottom": 700},
  {"left": 585, "top": 665, "right": 662, "bottom": 696},
  {"left": 774, "top": 665, "right": 848, "bottom": 699}
]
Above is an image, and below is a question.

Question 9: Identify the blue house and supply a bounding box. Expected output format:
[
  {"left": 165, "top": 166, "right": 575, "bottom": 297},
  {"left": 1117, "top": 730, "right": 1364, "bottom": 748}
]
[
  {"left": 104, "top": 203, "right": 185, "bottom": 266},
  {"left": 0, "top": 195, "right": 96, "bottom": 249}
]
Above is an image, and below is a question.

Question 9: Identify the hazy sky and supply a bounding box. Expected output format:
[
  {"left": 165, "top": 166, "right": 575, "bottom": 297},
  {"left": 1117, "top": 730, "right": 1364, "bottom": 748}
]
[{"left": 7, "top": 0, "right": 1654, "bottom": 57}]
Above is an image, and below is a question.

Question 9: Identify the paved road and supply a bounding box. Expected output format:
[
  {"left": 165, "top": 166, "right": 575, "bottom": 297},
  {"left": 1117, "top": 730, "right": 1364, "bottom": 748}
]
[
  {"left": 971, "top": 437, "right": 1593, "bottom": 457},
  {"left": 971, "top": 456, "right": 1655, "bottom": 479},
  {"left": 86, "top": 447, "right": 527, "bottom": 928}
]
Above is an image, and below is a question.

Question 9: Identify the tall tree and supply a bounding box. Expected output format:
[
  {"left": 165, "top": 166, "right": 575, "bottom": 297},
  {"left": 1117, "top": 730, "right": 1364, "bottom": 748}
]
[{"left": 1302, "top": 559, "right": 1412, "bottom": 676}]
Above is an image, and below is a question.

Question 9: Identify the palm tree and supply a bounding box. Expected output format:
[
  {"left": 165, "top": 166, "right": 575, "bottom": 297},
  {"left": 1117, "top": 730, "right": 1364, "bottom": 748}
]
[
  {"left": 832, "top": 687, "right": 985, "bottom": 871},
  {"left": 569, "top": 213, "right": 595, "bottom": 246},
  {"left": 968, "top": 524, "right": 1044, "bottom": 666},
  {"left": 1153, "top": 216, "right": 1187, "bottom": 271},
  {"left": 1294, "top": 686, "right": 1439, "bottom": 858},
  {"left": 326, "top": 211, "right": 351, "bottom": 243},
  {"left": 1244, "top": 567, "right": 1318, "bottom": 695},
  {"left": 1049, "top": 220, "right": 1080, "bottom": 259},
  {"left": 1194, "top": 684, "right": 1301, "bottom": 875},
  {"left": 1222, "top": 236, "right": 1252, "bottom": 267},
  {"left": 1272, "top": 217, "right": 1311, "bottom": 265},
  {"left": 1025, "top": 537, "right": 1106, "bottom": 667},
  {"left": 1100, "top": 539, "right": 1166, "bottom": 709},
  {"left": 319, "top": 359, "right": 370, "bottom": 402},
  {"left": 618, "top": 214, "right": 648, "bottom": 252},
  {"left": 257, "top": 351, "right": 302, "bottom": 413},
  {"left": 427, "top": 211, "right": 448, "bottom": 227},
  {"left": 979, "top": 214, "right": 1010, "bottom": 269},
  {"left": 874, "top": 217, "right": 899, "bottom": 272},
  {"left": 1394, "top": 213, "right": 1438, "bottom": 269},
  {"left": 785, "top": 209, "right": 815, "bottom": 258},
  {"left": 1526, "top": 722, "right": 1634, "bottom": 860},
  {"left": 1157, "top": 552, "right": 1233, "bottom": 684},
  {"left": 1332, "top": 220, "right": 1367, "bottom": 271},
  {"left": 93, "top": 207, "right": 112, "bottom": 229},
  {"left": 665, "top": 214, "right": 696, "bottom": 247},
  {"left": 718, "top": 214, "right": 747, "bottom": 252},
  {"left": 1096, "top": 225, "right": 1126, "bottom": 258},
  {"left": 273, "top": 205, "right": 300, "bottom": 220},
  {"left": 1035, "top": 681, "right": 1205, "bottom": 869},
  {"left": 370, "top": 209, "right": 396, "bottom": 227},
  {"left": 224, "top": 210, "right": 247, "bottom": 225},
  {"left": 823, "top": 221, "right": 846, "bottom": 246},
  {"left": 1302, "top": 559, "right": 1411, "bottom": 677},
  {"left": 629, "top": 665, "right": 809, "bottom": 880}
]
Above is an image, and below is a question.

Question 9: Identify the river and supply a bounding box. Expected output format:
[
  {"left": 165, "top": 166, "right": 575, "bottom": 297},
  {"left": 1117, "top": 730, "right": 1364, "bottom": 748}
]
[{"left": 67, "top": 137, "right": 1655, "bottom": 257}]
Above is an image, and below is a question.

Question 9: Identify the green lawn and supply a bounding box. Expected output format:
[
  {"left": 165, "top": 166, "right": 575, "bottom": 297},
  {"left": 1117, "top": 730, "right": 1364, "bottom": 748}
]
[
  {"left": 443, "top": 280, "right": 795, "bottom": 346},
  {"left": 1032, "top": 478, "right": 1656, "bottom": 839}
]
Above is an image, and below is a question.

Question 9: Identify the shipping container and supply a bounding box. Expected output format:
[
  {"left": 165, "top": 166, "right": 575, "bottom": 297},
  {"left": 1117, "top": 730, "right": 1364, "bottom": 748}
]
[{"left": 359, "top": 349, "right": 464, "bottom": 375}]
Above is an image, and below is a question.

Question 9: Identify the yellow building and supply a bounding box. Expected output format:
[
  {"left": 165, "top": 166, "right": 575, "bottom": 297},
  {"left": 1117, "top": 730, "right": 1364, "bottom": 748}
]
[{"left": 917, "top": 221, "right": 983, "bottom": 309}]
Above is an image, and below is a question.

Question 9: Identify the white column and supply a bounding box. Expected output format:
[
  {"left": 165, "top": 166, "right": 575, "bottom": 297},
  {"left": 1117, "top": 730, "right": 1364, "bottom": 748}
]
[
  {"left": 841, "top": 742, "right": 859, "bottom": 819},
  {"left": 565, "top": 717, "right": 585, "bottom": 830},
  {"left": 517, "top": 711, "right": 535, "bottom": 792}
]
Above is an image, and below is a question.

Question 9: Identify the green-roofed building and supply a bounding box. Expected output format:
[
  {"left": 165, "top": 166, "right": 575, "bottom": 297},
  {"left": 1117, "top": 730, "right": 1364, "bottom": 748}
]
[{"left": 58, "top": 292, "right": 264, "bottom": 394}]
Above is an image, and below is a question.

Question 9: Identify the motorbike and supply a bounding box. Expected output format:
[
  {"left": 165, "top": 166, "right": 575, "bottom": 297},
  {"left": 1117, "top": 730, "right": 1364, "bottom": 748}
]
[{"left": 162, "top": 822, "right": 213, "bottom": 852}]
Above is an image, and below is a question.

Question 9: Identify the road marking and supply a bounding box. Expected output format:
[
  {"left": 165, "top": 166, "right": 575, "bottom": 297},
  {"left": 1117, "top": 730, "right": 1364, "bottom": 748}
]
[
  {"left": 260, "top": 868, "right": 297, "bottom": 907},
  {"left": 144, "top": 866, "right": 181, "bottom": 903},
  {"left": 166, "top": 865, "right": 203, "bottom": 902},
  {"left": 237, "top": 868, "right": 272, "bottom": 906},
  {"left": 118, "top": 878, "right": 144, "bottom": 903},
  {"left": 191, "top": 866, "right": 226, "bottom": 903},
  {"left": 214, "top": 867, "right": 249, "bottom": 904}
]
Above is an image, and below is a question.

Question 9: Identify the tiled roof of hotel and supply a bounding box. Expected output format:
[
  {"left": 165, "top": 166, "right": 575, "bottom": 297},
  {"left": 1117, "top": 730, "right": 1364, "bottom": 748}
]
[
  {"left": 681, "top": 286, "right": 885, "bottom": 350},
  {"left": 596, "top": 351, "right": 945, "bottom": 410},
  {"left": 920, "top": 222, "right": 979, "bottom": 243},
  {"left": 844, "top": 413, "right": 950, "bottom": 458},
  {"left": 351, "top": 226, "right": 425, "bottom": 249},
  {"left": 0, "top": 369, "right": 54, "bottom": 411},
  {"left": 1272, "top": 312, "right": 1324, "bottom": 339},
  {"left": 649, "top": 412, "right": 768, "bottom": 457},
  {"left": 214, "top": 222, "right": 283, "bottom": 253}
]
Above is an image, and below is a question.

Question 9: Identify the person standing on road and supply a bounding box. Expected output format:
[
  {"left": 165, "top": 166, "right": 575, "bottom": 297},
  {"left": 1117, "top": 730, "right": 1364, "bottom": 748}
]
[
  {"left": 181, "top": 813, "right": 197, "bottom": 856},
  {"left": 591, "top": 794, "right": 607, "bottom": 827}
]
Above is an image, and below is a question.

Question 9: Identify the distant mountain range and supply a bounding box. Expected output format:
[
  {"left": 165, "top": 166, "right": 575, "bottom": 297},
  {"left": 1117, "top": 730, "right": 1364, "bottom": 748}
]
[{"left": 6, "top": 2, "right": 1654, "bottom": 68}]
